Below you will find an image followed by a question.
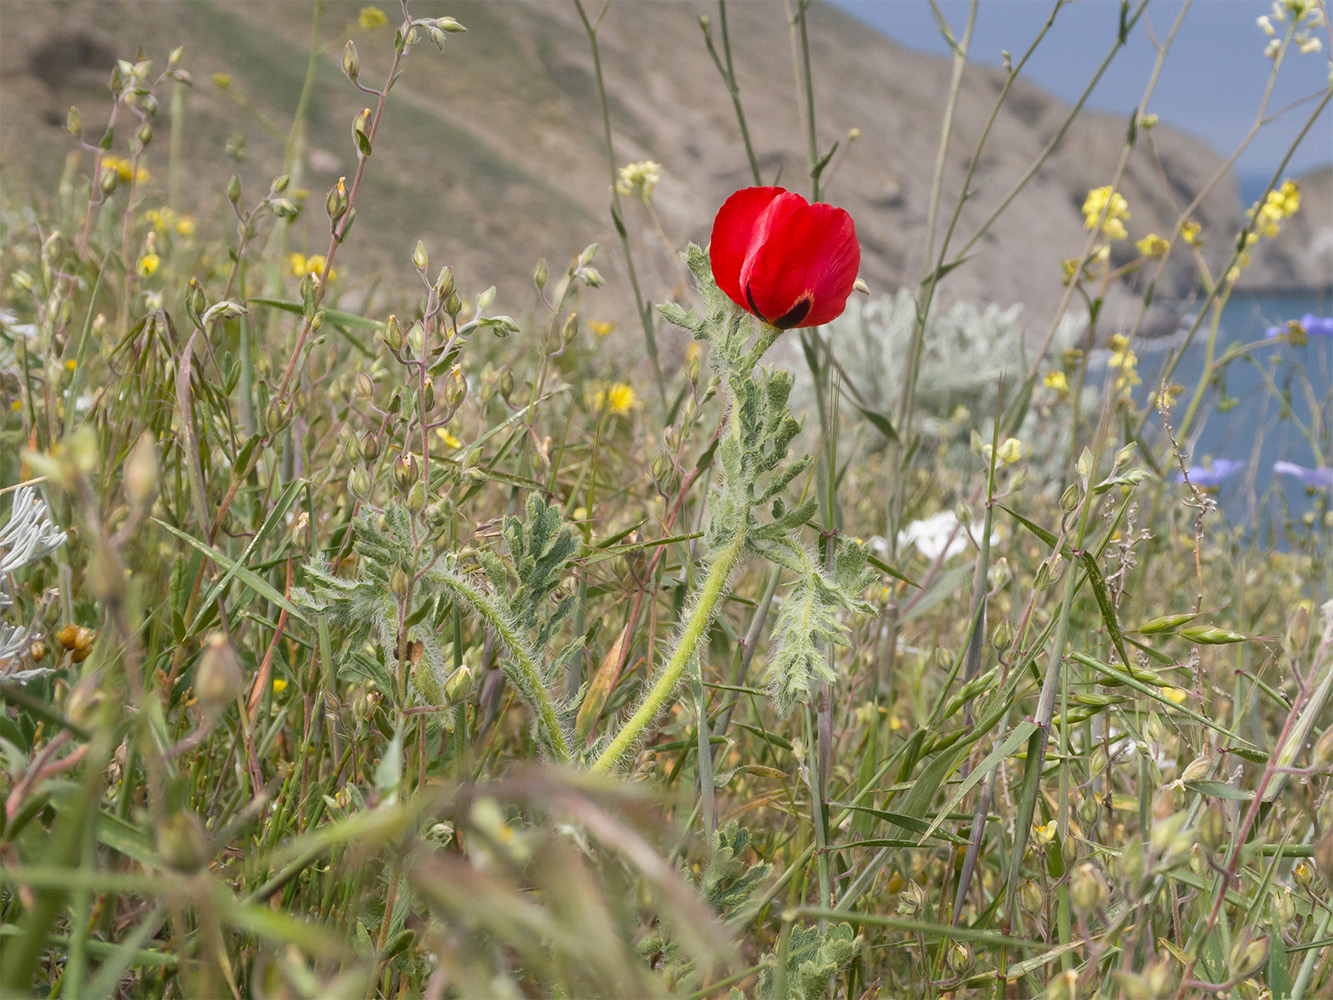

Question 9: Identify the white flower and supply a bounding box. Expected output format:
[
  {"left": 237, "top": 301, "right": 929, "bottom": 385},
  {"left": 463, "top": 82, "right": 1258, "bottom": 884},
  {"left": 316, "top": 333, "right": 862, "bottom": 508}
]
[
  {"left": 1257, "top": 14, "right": 1276, "bottom": 35},
  {"left": 897, "top": 511, "right": 994, "bottom": 562}
]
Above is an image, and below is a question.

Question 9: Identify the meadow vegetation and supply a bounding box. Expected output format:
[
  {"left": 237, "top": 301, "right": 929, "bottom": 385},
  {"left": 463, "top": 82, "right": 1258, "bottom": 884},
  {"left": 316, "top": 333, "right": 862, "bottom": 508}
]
[{"left": 1, "top": 1, "right": 1332, "bottom": 998}]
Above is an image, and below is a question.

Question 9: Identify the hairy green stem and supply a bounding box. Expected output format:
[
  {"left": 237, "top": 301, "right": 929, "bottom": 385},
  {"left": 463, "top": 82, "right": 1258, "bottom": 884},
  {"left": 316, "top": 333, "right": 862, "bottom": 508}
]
[
  {"left": 593, "top": 528, "right": 747, "bottom": 773},
  {"left": 440, "top": 569, "right": 571, "bottom": 764}
]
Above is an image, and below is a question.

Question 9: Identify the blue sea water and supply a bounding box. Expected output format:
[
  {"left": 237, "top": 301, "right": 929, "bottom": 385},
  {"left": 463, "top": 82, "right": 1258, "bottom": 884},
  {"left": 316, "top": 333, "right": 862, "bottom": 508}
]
[{"left": 1135, "top": 289, "right": 1333, "bottom": 541}]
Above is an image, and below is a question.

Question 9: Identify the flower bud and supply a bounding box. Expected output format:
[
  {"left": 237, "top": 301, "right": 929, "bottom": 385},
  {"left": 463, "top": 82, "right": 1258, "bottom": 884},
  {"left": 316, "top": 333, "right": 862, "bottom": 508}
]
[
  {"left": 1292, "top": 860, "right": 1315, "bottom": 889},
  {"left": 421, "top": 376, "right": 436, "bottom": 412},
  {"left": 393, "top": 453, "right": 419, "bottom": 493},
  {"left": 159, "top": 810, "right": 214, "bottom": 872},
  {"left": 1060, "top": 482, "right": 1081, "bottom": 513},
  {"left": 1077, "top": 796, "right": 1099, "bottom": 828},
  {"left": 326, "top": 176, "right": 349, "bottom": 222},
  {"left": 270, "top": 197, "right": 299, "bottom": 220},
  {"left": 435, "top": 265, "right": 455, "bottom": 300},
  {"left": 412, "top": 241, "right": 429, "bottom": 272},
  {"left": 125, "top": 432, "right": 159, "bottom": 507},
  {"left": 991, "top": 618, "right": 1014, "bottom": 655},
  {"left": 389, "top": 566, "right": 411, "bottom": 600},
  {"left": 30, "top": 639, "right": 46, "bottom": 663},
  {"left": 100, "top": 168, "right": 119, "bottom": 196},
  {"left": 436, "top": 16, "right": 467, "bottom": 32},
  {"left": 1229, "top": 933, "right": 1269, "bottom": 980},
  {"left": 444, "top": 664, "right": 473, "bottom": 701},
  {"left": 360, "top": 433, "right": 380, "bottom": 462},
  {"left": 342, "top": 40, "right": 360, "bottom": 81},
  {"left": 264, "top": 398, "right": 292, "bottom": 435},
  {"left": 137, "top": 123, "right": 153, "bottom": 148},
  {"left": 896, "top": 879, "right": 925, "bottom": 915},
  {"left": 499, "top": 368, "right": 515, "bottom": 401},
  {"left": 443, "top": 366, "right": 466, "bottom": 408},
  {"left": 196, "top": 632, "right": 245, "bottom": 711},
  {"left": 1070, "top": 862, "right": 1107, "bottom": 914},
  {"left": 58, "top": 624, "right": 81, "bottom": 650},
  {"left": 405, "top": 481, "right": 426, "bottom": 515},
  {"left": 533, "top": 258, "right": 548, "bottom": 291},
  {"left": 227, "top": 173, "right": 242, "bottom": 204},
  {"left": 66, "top": 106, "right": 82, "bottom": 136},
  {"left": 444, "top": 291, "right": 462, "bottom": 317},
  {"left": 1197, "top": 804, "right": 1227, "bottom": 854},
  {"left": 382, "top": 315, "right": 403, "bottom": 353},
  {"left": 1019, "top": 878, "right": 1043, "bottom": 914},
  {"left": 407, "top": 320, "right": 425, "bottom": 355},
  {"left": 343, "top": 434, "right": 363, "bottom": 464},
  {"left": 348, "top": 465, "right": 372, "bottom": 501}
]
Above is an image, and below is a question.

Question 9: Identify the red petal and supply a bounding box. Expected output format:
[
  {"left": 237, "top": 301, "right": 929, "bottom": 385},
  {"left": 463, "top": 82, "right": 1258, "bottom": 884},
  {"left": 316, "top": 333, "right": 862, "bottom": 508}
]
[
  {"left": 741, "top": 201, "right": 859, "bottom": 329},
  {"left": 709, "top": 187, "right": 788, "bottom": 309}
]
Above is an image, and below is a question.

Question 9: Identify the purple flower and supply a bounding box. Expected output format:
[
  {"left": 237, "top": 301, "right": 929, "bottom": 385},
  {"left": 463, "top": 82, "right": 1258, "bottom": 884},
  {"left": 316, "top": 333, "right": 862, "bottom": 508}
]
[
  {"left": 1177, "top": 459, "right": 1243, "bottom": 486},
  {"left": 1274, "top": 461, "right": 1333, "bottom": 488},
  {"left": 1299, "top": 314, "right": 1333, "bottom": 337},
  {"left": 1266, "top": 315, "right": 1333, "bottom": 339}
]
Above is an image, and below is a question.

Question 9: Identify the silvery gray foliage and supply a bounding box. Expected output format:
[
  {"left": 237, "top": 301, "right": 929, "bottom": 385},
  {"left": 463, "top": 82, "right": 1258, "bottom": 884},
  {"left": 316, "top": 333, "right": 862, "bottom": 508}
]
[
  {"left": 0, "top": 486, "right": 67, "bottom": 673},
  {"left": 814, "top": 291, "right": 1092, "bottom": 488}
]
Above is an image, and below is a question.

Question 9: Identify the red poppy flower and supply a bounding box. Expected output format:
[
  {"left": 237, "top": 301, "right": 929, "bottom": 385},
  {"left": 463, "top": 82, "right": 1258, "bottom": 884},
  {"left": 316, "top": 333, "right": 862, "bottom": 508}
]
[{"left": 709, "top": 186, "right": 860, "bottom": 330}]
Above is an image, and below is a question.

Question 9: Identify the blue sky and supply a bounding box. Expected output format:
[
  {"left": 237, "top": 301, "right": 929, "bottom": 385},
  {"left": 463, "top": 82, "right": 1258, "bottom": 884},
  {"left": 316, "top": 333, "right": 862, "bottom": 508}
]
[{"left": 832, "top": 0, "right": 1332, "bottom": 196}]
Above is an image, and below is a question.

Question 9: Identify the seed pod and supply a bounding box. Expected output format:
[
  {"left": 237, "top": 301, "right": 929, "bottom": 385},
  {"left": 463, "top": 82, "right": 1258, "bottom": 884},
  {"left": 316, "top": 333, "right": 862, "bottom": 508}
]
[
  {"left": 342, "top": 40, "right": 360, "bottom": 81},
  {"left": 382, "top": 315, "right": 403, "bottom": 353},
  {"left": 393, "top": 454, "right": 419, "bottom": 493},
  {"left": 348, "top": 465, "right": 372, "bottom": 501},
  {"left": 196, "top": 633, "right": 244, "bottom": 711},
  {"left": 443, "top": 366, "right": 466, "bottom": 409},
  {"left": 360, "top": 433, "right": 381, "bottom": 462}
]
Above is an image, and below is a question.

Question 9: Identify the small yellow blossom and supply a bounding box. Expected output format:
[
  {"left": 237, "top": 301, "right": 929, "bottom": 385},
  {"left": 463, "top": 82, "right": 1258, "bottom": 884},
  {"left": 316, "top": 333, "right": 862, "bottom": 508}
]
[
  {"left": 1033, "top": 820, "right": 1058, "bottom": 844},
  {"left": 10, "top": 400, "right": 21, "bottom": 412},
  {"left": 288, "top": 252, "right": 338, "bottom": 283},
  {"left": 102, "top": 155, "right": 148, "bottom": 184},
  {"left": 1158, "top": 686, "right": 1188, "bottom": 705},
  {"left": 436, "top": 427, "right": 462, "bottom": 449},
  {"left": 358, "top": 6, "right": 388, "bottom": 28},
  {"left": 996, "top": 437, "right": 1024, "bottom": 465},
  {"left": 272, "top": 678, "right": 288, "bottom": 694},
  {"left": 1043, "top": 370, "right": 1069, "bottom": 394},
  {"left": 587, "top": 319, "right": 616, "bottom": 337},
  {"left": 1108, "top": 334, "right": 1141, "bottom": 392},
  {"left": 1152, "top": 382, "right": 1184, "bottom": 410},
  {"left": 65, "top": 359, "right": 77, "bottom": 372},
  {"left": 615, "top": 160, "right": 662, "bottom": 203},
  {"left": 686, "top": 341, "right": 701, "bottom": 364},
  {"left": 1180, "top": 220, "right": 1203, "bottom": 247},
  {"left": 145, "top": 206, "right": 197, "bottom": 237},
  {"left": 1135, "top": 233, "right": 1169, "bottom": 258},
  {"left": 137, "top": 252, "right": 160, "bottom": 277},
  {"left": 1082, "top": 186, "right": 1130, "bottom": 240},
  {"left": 212, "top": 73, "right": 231, "bottom": 90},
  {"left": 589, "top": 381, "right": 639, "bottom": 416},
  {"left": 1249, "top": 179, "right": 1300, "bottom": 238}
]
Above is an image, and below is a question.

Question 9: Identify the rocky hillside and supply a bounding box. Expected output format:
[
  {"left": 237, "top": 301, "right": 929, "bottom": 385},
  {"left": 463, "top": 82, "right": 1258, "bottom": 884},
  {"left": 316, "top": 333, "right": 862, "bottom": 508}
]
[{"left": 2, "top": 0, "right": 1328, "bottom": 350}]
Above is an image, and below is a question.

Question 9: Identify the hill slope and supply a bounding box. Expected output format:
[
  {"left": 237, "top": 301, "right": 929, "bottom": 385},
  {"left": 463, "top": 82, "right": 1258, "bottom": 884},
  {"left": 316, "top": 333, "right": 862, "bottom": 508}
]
[{"left": 2, "top": 0, "right": 1327, "bottom": 348}]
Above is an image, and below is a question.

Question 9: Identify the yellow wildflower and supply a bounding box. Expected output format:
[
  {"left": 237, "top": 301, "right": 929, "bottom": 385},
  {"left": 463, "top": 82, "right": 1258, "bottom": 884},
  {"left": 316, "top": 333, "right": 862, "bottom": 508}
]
[
  {"left": 65, "top": 359, "right": 77, "bottom": 372},
  {"left": 1135, "top": 233, "right": 1169, "bottom": 258},
  {"left": 137, "top": 252, "right": 160, "bottom": 277},
  {"left": 176, "top": 215, "right": 195, "bottom": 236},
  {"left": 589, "top": 381, "right": 639, "bottom": 416},
  {"left": 1033, "top": 820, "right": 1058, "bottom": 844},
  {"left": 212, "top": 73, "right": 231, "bottom": 90},
  {"left": 436, "top": 427, "right": 462, "bottom": 449},
  {"left": 102, "top": 155, "right": 148, "bottom": 184},
  {"left": 10, "top": 400, "right": 21, "bottom": 412},
  {"left": 1043, "top": 371, "right": 1069, "bottom": 394},
  {"left": 1158, "top": 686, "right": 1188, "bottom": 705},
  {"left": 358, "top": 6, "right": 388, "bottom": 28},
  {"left": 272, "top": 678, "right": 288, "bottom": 694},
  {"left": 1082, "top": 186, "right": 1130, "bottom": 240},
  {"left": 1108, "top": 334, "right": 1141, "bottom": 391},
  {"left": 587, "top": 319, "right": 616, "bottom": 337},
  {"left": 289, "top": 252, "right": 338, "bottom": 282},
  {"left": 1249, "top": 179, "right": 1300, "bottom": 238},
  {"left": 1180, "top": 220, "right": 1203, "bottom": 247},
  {"left": 996, "top": 437, "right": 1024, "bottom": 465},
  {"left": 1152, "top": 382, "right": 1184, "bottom": 410}
]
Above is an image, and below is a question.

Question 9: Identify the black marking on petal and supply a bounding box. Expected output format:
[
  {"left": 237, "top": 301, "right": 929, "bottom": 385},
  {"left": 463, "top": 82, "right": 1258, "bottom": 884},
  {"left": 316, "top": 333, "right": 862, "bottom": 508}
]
[
  {"left": 773, "top": 294, "right": 812, "bottom": 329},
  {"left": 744, "top": 282, "right": 770, "bottom": 323}
]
